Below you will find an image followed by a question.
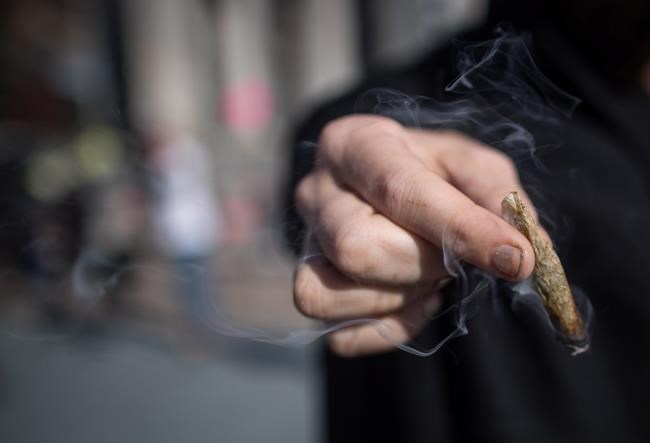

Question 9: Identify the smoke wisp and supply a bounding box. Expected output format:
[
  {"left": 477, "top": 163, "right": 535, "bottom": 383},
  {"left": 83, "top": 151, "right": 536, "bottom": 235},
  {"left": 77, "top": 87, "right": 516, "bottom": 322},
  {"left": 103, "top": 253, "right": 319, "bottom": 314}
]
[{"left": 0, "top": 27, "right": 592, "bottom": 357}]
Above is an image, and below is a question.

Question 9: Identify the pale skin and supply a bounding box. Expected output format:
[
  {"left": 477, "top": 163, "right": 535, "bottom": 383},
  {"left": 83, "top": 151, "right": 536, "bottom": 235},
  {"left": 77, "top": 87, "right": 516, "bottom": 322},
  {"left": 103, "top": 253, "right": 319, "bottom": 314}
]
[{"left": 293, "top": 115, "right": 541, "bottom": 357}]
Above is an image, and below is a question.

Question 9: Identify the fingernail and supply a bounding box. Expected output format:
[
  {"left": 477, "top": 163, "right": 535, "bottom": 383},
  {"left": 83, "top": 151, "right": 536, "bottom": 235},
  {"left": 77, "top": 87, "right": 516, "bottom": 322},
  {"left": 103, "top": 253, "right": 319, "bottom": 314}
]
[{"left": 492, "top": 245, "right": 523, "bottom": 278}]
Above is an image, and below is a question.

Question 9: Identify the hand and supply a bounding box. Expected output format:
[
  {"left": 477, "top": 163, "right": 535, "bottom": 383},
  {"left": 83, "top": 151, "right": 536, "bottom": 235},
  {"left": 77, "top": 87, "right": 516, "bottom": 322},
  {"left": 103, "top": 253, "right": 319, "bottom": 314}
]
[{"left": 294, "top": 115, "right": 537, "bottom": 357}]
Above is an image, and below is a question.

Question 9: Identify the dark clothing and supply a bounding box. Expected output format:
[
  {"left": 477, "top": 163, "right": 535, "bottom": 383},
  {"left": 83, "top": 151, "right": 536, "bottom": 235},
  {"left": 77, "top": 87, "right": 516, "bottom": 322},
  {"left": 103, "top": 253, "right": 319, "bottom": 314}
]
[{"left": 284, "top": 20, "right": 650, "bottom": 443}]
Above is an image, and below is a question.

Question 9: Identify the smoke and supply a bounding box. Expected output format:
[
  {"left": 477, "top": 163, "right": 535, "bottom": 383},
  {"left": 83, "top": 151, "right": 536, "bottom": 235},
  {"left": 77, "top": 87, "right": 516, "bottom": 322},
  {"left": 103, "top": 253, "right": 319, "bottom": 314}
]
[
  {"left": 0, "top": 27, "right": 591, "bottom": 357},
  {"left": 287, "top": 26, "right": 591, "bottom": 356},
  {"left": 509, "top": 275, "right": 593, "bottom": 356}
]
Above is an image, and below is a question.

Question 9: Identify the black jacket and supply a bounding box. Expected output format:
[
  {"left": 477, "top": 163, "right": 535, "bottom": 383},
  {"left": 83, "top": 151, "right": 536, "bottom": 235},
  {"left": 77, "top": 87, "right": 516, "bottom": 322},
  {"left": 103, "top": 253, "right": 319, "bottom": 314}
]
[{"left": 283, "top": 18, "right": 650, "bottom": 443}]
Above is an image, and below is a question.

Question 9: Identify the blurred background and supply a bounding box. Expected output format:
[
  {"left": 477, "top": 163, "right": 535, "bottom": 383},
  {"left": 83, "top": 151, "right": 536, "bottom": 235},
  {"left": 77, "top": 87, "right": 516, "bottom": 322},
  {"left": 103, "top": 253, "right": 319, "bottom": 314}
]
[{"left": 0, "top": 1, "right": 483, "bottom": 442}]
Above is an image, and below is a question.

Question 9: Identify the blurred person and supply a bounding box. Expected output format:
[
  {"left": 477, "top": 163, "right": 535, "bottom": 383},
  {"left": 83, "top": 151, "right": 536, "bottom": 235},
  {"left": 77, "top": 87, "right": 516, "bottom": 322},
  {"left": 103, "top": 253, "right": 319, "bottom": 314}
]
[
  {"left": 149, "top": 129, "right": 223, "bottom": 335},
  {"left": 23, "top": 194, "right": 84, "bottom": 325},
  {"left": 284, "top": 0, "right": 650, "bottom": 442},
  {"left": 82, "top": 178, "right": 148, "bottom": 315},
  {"left": 0, "top": 0, "right": 130, "bottom": 329}
]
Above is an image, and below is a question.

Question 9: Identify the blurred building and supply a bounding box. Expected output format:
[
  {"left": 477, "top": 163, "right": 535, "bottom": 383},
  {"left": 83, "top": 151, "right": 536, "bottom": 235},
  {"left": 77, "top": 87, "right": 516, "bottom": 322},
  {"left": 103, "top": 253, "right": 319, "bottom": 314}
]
[
  {"left": 0, "top": 0, "right": 487, "bottom": 336},
  {"left": 0, "top": 0, "right": 486, "bottom": 318},
  {"left": 121, "top": 0, "right": 485, "bottom": 247},
  {"left": 0, "top": 2, "right": 487, "bottom": 442}
]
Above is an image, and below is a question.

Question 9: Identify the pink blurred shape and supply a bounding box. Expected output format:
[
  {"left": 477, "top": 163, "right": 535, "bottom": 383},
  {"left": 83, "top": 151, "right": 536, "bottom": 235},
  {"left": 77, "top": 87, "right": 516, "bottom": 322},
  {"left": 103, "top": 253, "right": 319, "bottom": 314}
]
[{"left": 219, "top": 79, "right": 275, "bottom": 132}]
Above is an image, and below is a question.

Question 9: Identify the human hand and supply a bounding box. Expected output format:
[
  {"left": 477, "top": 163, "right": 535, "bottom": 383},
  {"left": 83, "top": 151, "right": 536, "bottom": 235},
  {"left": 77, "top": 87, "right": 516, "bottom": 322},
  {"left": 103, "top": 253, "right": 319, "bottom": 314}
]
[{"left": 294, "top": 115, "right": 537, "bottom": 357}]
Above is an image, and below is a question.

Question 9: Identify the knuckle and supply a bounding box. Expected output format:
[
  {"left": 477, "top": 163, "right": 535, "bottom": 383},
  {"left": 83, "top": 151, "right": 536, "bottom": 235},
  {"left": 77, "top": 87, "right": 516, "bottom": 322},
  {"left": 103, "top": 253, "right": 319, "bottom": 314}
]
[
  {"left": 371, "top": 292, "right": 403, "bottom": 314},
  {"left": 444, "top": 207, "right": 477, "bottom": 260},
  {"left": 327, "top": 329, "right": 362, "bottom": 357},
  {"left": 331, "top": 225, "right": 372, "bottom": 279},
  {"left": 318, "top": 196, "right": 342, "bottom": 226},
  {"left": 318, "top": 116, "right": 406, "bottom": 170},
  {"left": 375, "top": 168, "right": 428, "bottom": 220},
  {"left": 441, "top": 129, "right": 473, "bottom": 144},
  {"left": 439, "top": 129, "right": 482, "bottom": 154},
  {"left": 318, "top": 117, "right": 373, "bottom": 160},
  {"left": 294, "top": 176, "right": 313, "bottom": 219},
  {"left": 361, "top": 117, "right": 404, "bottom": 137},
  {"left": 318, "top": 119, "right": 344, "bottom": 151},
  {"left": 375, "top": 169, "right": 409, "bottom": 211},
  {"left": 482, "top": 148, "right": 517, "bottom": 175},
  {"left": 447, "top": 131, "right": 517, "bottom": 175},
  {"left": 351, "top": 125, "right": 405, "bottom": 153},
  {"left": 346, "top": 119, "right": 405, "bottom": 154}
]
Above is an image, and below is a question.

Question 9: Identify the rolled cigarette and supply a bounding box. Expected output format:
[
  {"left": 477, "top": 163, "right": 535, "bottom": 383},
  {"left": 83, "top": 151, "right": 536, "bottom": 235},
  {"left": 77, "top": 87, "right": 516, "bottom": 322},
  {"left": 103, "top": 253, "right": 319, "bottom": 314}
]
[{"left": 501, "top": 191, "right": 588, "bottom": 354}]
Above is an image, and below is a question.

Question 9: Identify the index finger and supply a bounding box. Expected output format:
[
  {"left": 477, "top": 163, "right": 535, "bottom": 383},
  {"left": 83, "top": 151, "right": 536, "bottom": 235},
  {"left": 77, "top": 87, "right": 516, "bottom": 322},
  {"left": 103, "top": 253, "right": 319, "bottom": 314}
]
[
  {"left": 409, "top": 129, "right": 539, "bottom": 219},
  {"left": 318, "top": 117, "right": 535, "bottom": 280}
]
